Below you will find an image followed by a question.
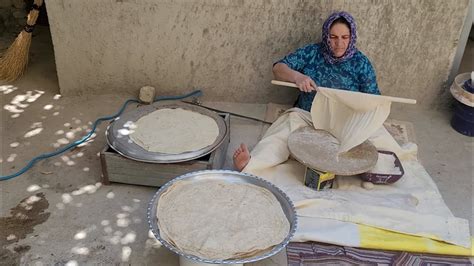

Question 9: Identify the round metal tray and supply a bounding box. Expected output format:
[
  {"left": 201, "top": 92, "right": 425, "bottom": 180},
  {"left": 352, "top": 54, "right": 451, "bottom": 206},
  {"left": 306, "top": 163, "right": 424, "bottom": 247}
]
[
  {"left": 147, "top": 170, "right": 297, "bottom": 264},
  {"left": 288, "top": 127, "right": 378, "bottom": 175},
  {"left": 106, "top": 103, "right": 227, "bottom": 163}
]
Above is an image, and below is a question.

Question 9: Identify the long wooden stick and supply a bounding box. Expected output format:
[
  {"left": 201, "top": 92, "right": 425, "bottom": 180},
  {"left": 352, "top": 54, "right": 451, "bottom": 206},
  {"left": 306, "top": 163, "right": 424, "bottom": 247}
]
[{"left": 271, "top": 80, "right": 417, "bottom": 104}]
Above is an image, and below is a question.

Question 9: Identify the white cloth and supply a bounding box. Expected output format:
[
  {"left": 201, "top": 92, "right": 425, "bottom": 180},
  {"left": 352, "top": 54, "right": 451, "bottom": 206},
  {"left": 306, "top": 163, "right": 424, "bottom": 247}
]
[{"left": 243, "top": 109, "right": 471, "bottom": 248}]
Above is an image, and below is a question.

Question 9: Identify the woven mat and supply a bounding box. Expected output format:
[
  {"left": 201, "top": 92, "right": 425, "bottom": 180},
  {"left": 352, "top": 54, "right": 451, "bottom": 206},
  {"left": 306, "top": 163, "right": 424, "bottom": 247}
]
[{"left": 287, "top": 242, "right": 472, "bottom": 265}]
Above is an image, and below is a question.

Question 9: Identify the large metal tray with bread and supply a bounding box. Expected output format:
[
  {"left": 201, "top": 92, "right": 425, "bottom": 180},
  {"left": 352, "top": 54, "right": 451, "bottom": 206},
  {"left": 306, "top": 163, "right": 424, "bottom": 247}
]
[
  {"left": 147, "top": 170, "right": 297, "bottom": 264},
  {"left": 106, "top": 102, "right": 227, "bottom": 163}
]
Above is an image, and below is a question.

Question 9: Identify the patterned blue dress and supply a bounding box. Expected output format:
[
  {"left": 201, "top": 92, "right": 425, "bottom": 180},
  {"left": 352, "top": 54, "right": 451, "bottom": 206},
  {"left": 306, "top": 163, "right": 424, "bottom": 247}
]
[{"left": 276, "top": 43, "right": 380, "bottom": 111}]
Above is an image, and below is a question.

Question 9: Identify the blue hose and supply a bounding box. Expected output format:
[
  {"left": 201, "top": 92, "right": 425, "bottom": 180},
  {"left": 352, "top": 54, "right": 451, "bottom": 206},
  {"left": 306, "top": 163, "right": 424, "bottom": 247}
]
[{"left": 0, "top": 90, "right": 203, "bottom": 181}]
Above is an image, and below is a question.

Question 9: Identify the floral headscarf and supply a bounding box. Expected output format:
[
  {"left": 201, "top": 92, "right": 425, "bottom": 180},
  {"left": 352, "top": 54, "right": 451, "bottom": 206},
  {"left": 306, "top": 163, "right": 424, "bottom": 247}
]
[{"left": 321, "top": 11, "right": 358, "bottom": 64}]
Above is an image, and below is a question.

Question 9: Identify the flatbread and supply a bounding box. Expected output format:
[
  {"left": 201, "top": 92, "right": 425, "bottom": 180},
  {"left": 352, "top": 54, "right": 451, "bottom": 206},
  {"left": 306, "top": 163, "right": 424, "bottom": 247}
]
[
  {"left": 129, "top": 108, "right": 219, "bottom": 154},
  {"left": 156, "top": 180, "right": 290, "bottom": 260}
]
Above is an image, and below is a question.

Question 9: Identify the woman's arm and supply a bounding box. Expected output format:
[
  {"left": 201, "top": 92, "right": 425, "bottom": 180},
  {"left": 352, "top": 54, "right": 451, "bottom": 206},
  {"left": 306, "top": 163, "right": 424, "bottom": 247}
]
[
  {"left": 358, "top": 55, "right": 381, "bottom": 95},
  {"left": 273, "top": 63, "right": 318, "bottom": 93}
]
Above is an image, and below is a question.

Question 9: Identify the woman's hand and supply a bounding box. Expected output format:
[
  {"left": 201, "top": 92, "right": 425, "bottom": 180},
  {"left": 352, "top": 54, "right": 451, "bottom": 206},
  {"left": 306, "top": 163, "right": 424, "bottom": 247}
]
[
  {"left": 273, "top": 63, "right": 318, "bottom": 93},
  {"left": 294, "top": 74, "right": 318, "bottom": 93}
]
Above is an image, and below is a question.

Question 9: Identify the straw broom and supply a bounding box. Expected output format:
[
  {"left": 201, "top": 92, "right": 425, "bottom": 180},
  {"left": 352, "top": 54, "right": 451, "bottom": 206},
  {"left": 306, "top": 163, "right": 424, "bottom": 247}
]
[{"left": 0, "top": 0, "right": 43, "bottom": 82}]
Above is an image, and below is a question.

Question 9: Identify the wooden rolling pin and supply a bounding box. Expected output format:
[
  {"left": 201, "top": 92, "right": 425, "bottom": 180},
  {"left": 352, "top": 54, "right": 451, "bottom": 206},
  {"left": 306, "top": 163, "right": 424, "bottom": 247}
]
[{"left": 271, "top": 80, "right": 417, "bottom": 104}]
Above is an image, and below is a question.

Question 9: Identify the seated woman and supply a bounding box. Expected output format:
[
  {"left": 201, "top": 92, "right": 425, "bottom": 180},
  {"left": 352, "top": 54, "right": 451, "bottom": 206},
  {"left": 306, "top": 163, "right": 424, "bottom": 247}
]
[{"left": 234, "top": 11, "right": 380, "bottom": 171}]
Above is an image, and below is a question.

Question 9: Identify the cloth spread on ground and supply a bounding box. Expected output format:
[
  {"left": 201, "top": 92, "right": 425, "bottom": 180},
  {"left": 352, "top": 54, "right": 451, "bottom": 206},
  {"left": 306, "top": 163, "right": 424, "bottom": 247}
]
[
  {"left": 311, "top": 87, "right": 391, "bottom": 153},
  {"left": 242, "top": 108, "right": 471, "bottom": 255},
  {"left": 286, "top": 242, "right": 473, "bottom": 265}
]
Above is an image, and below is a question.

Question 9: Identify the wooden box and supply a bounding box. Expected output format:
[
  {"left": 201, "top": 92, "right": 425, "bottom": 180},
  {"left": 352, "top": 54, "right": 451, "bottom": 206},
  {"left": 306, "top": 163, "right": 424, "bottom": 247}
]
[{"left": 100, "top": 113, "right": 230, "bottom": 187}]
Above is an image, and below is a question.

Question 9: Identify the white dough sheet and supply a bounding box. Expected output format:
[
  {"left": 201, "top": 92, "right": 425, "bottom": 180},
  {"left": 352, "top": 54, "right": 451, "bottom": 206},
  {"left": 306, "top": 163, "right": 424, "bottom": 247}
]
[
  {"left": 311, "top": 87, "right": 392, "bottom": 153},
  {"left": 243, "top": 108, "right": 471, "bottom": 255}
]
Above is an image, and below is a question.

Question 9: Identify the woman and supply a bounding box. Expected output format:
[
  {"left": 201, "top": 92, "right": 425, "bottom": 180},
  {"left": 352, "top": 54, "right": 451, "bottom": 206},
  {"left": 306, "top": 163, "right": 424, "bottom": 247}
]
[
  {"left": 273, "top": 11, "right": 380, "bottom": 111},
  {"left": 234, "top": 11, "right": 380, "bottom": 171}
]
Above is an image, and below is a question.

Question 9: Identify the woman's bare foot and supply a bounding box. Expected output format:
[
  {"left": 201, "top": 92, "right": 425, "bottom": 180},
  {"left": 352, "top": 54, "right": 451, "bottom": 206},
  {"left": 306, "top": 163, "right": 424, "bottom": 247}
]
[{"left": 233, "top": 143, "right": 250, "bottom": 171}]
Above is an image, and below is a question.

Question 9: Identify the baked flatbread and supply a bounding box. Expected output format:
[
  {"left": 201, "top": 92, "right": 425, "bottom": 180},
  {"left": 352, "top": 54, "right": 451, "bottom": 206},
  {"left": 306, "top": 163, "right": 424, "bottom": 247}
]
[
  {"left": 157, "top": 180, "right": 290, "bottom": 260},
  {"left": 129, "top": 108, "right": 219, "bottom": 154}
]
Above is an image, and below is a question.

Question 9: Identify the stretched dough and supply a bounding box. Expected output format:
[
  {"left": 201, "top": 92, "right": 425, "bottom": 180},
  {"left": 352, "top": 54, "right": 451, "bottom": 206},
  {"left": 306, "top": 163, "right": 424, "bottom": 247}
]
[
  {"left": 157, "top": 180, "right": 290, "bottom": 260},
  {"left": 129, "top": 108, "right": 219, "bottom": 154},
  {"left": 311, "top": 88, "right": 391, "bottom": 153}
]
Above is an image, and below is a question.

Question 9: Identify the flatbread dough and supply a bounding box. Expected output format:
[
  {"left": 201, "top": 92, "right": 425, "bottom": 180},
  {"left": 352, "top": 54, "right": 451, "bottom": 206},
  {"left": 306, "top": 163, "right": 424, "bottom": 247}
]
[
  {"left": 370, "top": 153, "right": 402, "bottom": 174},
  {"left": 157, "top": 180, "right": 290, "bottom": 260},
  {"left": 311, "top": 88, "right": 391, "bottom": 153},
  {"left": 129, "top": 108, "right": 219, "bottom": 154}
]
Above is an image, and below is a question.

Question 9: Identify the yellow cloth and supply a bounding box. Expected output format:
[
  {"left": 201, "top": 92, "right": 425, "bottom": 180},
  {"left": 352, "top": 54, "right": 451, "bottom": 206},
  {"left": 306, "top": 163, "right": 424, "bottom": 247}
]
[{"left": 359, "top": 225, "right": 474, "bottom": 256}]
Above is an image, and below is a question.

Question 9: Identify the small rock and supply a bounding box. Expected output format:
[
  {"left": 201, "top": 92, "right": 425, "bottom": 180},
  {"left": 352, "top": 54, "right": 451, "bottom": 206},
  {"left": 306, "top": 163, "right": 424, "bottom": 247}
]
[
  {"left": 362, "top": 181, "right": 374, "bottom": 190},
  {"left": 139, "top": 86, "right": 156, "bottom": 104}
]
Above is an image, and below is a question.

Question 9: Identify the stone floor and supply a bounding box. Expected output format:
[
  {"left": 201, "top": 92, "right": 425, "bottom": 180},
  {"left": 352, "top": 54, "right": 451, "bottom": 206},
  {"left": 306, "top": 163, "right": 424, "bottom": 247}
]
[{"left": 0, "top": 26, "right": 472, "bottom": 265}]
